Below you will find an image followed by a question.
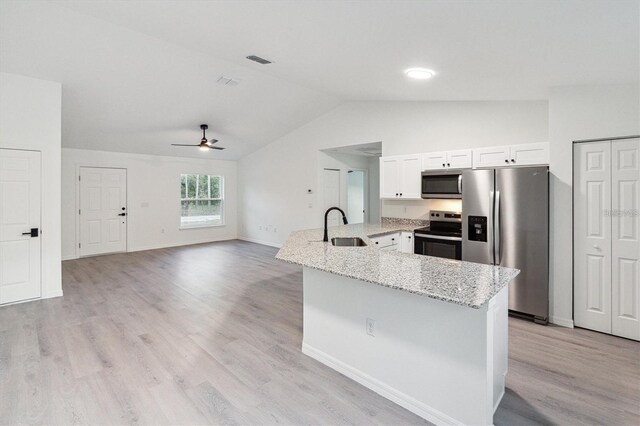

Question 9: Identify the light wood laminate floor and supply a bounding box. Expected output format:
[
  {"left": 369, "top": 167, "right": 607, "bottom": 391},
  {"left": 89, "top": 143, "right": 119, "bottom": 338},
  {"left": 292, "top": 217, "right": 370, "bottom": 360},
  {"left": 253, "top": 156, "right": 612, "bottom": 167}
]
[{"left": 1, "top": 240, "right": 638, "bottom": 425}]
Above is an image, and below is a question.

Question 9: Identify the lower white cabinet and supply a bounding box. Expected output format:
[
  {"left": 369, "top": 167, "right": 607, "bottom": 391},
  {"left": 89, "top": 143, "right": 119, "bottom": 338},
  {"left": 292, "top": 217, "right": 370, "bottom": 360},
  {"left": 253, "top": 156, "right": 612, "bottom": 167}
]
[
  {"left": 369, "top": 233, "right": 399, "bottom": 250},
  {"left": 369, "top": 232, "right": 414, "bottom": 253},
  {"left": 400, "top": 232, "right": 414, "bottom": 253},
  {"left": 574, "top": 138, "right": 639, "bottom": 341}
]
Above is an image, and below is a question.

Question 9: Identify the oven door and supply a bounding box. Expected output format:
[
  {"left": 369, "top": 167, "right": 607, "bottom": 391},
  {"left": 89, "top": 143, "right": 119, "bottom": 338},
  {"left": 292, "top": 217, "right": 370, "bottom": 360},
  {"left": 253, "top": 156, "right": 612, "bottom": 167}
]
[
  {"left": 421, "top": 172, "right": 462, "bottom": 199},
  {"left": 414, "top": 234, "right": 462, "bottom": 260}
]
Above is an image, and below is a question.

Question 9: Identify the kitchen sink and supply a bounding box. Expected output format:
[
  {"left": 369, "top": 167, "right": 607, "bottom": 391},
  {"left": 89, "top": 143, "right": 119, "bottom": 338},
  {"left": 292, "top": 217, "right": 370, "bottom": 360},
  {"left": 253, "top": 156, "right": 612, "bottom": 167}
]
[{"left": 331, "top": 237, "right": 367, "bottom": 247}]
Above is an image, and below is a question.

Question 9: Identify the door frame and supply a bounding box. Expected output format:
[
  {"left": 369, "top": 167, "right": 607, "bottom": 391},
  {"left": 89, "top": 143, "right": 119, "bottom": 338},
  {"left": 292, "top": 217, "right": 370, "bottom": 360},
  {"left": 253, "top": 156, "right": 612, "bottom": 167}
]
[
  {"left": 75, "top": 164, "right": 129, "bottom": 259},
  {"left": 0, "top": 147, "right": 43, "bottom": 305},
  {"left": 572, "top": 134, "right": 640, "bottom": 329},
  {"left": 347, "top": 168, "right": 369, "bottom": 224}
]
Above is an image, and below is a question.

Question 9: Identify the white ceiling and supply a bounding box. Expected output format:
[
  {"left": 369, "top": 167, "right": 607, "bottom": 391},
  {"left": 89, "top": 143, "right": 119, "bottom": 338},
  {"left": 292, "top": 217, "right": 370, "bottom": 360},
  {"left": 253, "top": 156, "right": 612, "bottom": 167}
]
[{"left": 1, "top": 0, "right": 638, "bottom": 159}]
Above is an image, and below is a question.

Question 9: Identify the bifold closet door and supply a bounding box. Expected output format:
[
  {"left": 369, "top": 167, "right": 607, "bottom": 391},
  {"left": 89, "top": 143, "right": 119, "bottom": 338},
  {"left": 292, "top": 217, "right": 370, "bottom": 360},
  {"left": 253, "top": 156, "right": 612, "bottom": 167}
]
[
  {"left": 574, "top": 142, "right": 612, "bottom": 334},
  {"left": 611, "top": 139, "right": 640, "bottom": 340}
]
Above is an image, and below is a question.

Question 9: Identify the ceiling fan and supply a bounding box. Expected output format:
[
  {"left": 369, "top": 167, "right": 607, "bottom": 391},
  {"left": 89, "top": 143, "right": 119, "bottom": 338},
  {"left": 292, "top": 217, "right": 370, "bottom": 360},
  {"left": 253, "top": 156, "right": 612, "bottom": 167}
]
[{"left": 172, "top": 124, "right": 225, "bottom": 151}]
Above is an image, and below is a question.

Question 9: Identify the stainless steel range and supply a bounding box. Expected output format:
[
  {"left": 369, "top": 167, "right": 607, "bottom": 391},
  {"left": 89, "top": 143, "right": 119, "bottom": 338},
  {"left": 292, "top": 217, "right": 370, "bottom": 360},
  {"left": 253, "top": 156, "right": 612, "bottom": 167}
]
[{"left": 414, "top": 211, "right": 462, "bottom": 260}]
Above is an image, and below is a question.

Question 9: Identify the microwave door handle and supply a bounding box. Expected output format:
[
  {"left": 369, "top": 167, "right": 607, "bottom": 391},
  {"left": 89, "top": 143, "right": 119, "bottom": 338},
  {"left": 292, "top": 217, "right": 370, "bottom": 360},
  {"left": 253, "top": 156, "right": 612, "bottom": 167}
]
[
  {"left": 494, "top": 190, "right": 501, "bottom": 265},
  {"left": 458, "top": 175, "right": 462, "bottom": 194}
]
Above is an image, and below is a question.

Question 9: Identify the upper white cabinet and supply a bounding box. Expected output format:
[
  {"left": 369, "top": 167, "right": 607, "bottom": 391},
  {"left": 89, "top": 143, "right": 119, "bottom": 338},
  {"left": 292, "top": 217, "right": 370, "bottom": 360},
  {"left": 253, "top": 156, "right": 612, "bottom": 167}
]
[
  {"left": 422, "top": 149, "right": 472, "bottom": 170},
  {"left": 380, "top": 154, "right": 422, "bottom": 199},
  {"left": 473, "top": 143, "right": 549, "bottom": 168}
]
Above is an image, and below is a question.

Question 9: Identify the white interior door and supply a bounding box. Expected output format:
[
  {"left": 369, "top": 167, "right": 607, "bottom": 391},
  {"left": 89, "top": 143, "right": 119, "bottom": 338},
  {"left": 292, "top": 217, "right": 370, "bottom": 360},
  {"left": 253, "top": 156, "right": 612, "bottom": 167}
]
[
  {"left": 574, "top": 142, "right": 612, "bottom": 334},
  {"left": 0, "top": 149, "right": 41, "bottom": 304},
  {"left": 79, "top": 167, "right": 127, "bottom": 257},
  {"left": 323, "top": 168, "right": 341, "bottom": 227},
  {"left": 611, "top": 139, "right": 640, "bottom": 340}
]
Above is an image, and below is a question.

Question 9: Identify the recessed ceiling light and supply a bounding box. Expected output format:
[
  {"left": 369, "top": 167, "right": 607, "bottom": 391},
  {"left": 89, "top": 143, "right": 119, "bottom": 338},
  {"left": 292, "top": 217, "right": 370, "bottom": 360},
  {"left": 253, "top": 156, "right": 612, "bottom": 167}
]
[{"left": 405, "top": 68, "right": 435, "bottom": 80}]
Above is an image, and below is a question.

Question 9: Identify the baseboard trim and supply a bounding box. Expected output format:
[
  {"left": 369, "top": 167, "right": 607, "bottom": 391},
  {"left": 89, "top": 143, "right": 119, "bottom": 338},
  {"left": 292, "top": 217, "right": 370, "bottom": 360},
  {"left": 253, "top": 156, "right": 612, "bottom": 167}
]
[
  {"left": 62, "top": 254, "right": 77, "bottom": 261},
  {"left": 43, "top": 290, "right": 63, "bottom": 299},
  {"left": 128, "top": 238, "right": 236, "bottom": 253},
  {"left": 238, "top": 236, "right": 282, "bottom": 248},
  {"left": 549, "top": 316, "right": 574, "bottom": 328},
  {"left": 302, "top": 342, "right": 463, "bottom": 426}
]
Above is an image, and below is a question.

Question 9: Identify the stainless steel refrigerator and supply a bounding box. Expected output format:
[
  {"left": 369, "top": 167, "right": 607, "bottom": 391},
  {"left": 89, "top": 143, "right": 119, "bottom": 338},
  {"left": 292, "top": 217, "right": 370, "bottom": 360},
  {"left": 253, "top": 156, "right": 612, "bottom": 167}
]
[{"left": 462, "top": 166, "right": 549, "bottom": 324}]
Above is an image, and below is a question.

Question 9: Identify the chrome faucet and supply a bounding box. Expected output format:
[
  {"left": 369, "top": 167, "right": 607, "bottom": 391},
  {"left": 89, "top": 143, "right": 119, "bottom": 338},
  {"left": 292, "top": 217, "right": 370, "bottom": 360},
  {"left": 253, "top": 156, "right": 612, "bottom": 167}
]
[{"left": 323, "top": 207, "right": 348, "bottom": 242}]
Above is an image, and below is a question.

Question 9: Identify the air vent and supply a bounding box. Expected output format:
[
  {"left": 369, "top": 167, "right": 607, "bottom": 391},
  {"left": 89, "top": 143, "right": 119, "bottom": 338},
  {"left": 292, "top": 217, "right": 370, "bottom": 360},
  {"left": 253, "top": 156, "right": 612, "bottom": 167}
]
[
  {"left": 216, "top": 76, "right": 240, "bottom": 86},
  {"left": 246, "top": 55, "right": 272, "bottom": 65}
]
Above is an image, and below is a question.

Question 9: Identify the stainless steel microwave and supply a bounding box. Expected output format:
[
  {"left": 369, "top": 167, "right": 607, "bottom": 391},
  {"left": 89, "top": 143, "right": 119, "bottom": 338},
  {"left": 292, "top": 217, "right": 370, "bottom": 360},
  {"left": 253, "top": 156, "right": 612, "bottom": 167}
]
[{"left": 421, "top": 170, "right": 463, "bottom": 199}]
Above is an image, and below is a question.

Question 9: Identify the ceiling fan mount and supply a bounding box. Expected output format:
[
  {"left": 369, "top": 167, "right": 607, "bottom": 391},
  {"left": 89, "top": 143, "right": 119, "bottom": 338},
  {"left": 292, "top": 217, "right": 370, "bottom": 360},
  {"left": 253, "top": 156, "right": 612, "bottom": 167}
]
[{"left": 172, "top": 124, "right": 225, "bottom": 151}]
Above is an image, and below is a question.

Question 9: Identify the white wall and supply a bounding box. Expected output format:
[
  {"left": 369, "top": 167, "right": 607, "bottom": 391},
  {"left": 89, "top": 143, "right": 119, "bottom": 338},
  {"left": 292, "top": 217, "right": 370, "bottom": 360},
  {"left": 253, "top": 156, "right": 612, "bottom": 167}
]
[
  {"left": 62, "top": 148, "right": 238, "bottom": 259},
  {"left": 0, "top": 72, "right": 62, "bottom": 299},
  {"left": 547, "top": 84, "right": 640, "bottom": 327},
  {"left": 238, "top": 100, "right": 548, "bottom": 247}
]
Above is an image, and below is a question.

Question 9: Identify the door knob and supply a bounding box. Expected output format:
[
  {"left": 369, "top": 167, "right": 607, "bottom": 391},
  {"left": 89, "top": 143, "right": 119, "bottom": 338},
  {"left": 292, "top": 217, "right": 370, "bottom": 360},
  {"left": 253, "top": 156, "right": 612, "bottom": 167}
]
[
  {"left": 118, "top": 213, "right": 127, "bottom": 217},
  {"left": 22, "top": 228, "right": 39, "bottom": 237}
]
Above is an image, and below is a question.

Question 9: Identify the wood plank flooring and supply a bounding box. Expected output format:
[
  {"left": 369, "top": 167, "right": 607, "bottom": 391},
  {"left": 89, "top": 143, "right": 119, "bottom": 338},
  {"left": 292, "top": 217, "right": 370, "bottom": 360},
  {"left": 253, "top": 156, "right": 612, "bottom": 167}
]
[{"left": 1, "top": 240, "right": 638, "bottom": 425}]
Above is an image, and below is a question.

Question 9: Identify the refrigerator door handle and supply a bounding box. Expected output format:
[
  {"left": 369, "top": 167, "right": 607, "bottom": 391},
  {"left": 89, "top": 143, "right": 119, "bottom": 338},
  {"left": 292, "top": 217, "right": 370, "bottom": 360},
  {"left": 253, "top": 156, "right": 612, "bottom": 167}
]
[
  {"left": 494, "top": 190, "right": 501, "bottom": 265},
  {"left": 457, "top": 175, "right": 462, "bottom": 194}
]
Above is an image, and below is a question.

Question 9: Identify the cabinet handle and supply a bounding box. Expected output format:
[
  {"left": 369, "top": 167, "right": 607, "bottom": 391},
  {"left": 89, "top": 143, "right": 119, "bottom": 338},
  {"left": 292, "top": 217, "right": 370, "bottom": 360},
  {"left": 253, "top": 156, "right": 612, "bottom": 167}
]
[
  {"left": 447, "top": 163, "right": 450, "bottom": 167},
  {"left": 375, "top": 241, "right": 379, "bottom": 245},
  {"left": 442, "top": 163, "right": 445, "bottom": 167},
  {"left": 504, "top": 159, "right": 509, "bottom": 163},
  {"left": 511, "top": 159, "right": 515, "bottom": 163},
  {"left": 399, "top": 193, "right": 403, "bottom": 196}
]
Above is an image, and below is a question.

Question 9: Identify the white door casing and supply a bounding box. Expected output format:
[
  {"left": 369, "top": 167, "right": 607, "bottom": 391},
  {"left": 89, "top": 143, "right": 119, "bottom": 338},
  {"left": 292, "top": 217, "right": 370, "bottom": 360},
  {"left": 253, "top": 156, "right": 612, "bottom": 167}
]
[
  {"left": 0, "top": 149, "right": 41, "bottom": 304},
  {"left": 79, "top": 167, "right": 127, "bottom": 257},
  {"left": 611, "top": 139, "right": 640, "bottom": 340},
  {"left": 574, "top": 142, "right": 612, "bottom": 334}
]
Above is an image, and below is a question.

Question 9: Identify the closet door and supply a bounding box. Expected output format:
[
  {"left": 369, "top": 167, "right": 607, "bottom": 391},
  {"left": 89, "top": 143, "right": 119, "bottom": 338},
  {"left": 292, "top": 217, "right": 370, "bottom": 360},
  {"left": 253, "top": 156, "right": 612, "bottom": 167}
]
[
  {"left": 611, "top": 139, "right": 640, "bottom": 340},
  {"left": 574, "top": 142, "right": 612, "bottom": 334}
]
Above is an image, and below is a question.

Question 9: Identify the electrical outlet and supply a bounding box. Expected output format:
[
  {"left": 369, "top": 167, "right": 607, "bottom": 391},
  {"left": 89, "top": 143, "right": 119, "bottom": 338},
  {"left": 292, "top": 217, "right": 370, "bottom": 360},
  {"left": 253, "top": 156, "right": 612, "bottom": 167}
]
[
  {"left": 273, "top": 227, "right": 277, "bottom": 233},
  {"left": 366, "top": 318, "right": 376, "bottom": 337},
  {"left": 259, "top": 225, "right": 262, "bottom": 230}
]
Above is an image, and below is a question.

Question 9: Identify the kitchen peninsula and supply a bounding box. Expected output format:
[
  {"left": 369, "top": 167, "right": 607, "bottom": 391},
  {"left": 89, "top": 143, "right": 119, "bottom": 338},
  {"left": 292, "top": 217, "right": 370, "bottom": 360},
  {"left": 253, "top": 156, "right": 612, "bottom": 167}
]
[{"left": 277, "top": 223, "right": 520, "bottom": 426}]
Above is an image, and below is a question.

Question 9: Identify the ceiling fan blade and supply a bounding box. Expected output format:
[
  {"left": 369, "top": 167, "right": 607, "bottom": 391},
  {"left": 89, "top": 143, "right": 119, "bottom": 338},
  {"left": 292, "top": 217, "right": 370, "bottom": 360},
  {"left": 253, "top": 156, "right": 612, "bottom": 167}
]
[
  {"left": 208, "top": 146, "right": 226, "bottom": 150},
  {"left": 171, "top": 144, "right": 199, "bottom": 147},
  {"left": 208, "top": 139, "right": 219, "bottom": 144}
]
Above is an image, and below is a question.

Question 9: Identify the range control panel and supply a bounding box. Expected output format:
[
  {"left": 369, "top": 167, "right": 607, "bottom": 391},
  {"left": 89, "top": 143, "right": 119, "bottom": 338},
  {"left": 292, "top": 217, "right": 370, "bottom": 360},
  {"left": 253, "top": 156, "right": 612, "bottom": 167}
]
[{"left": 468, "top": 216, "right": 487, "bottom": 242}]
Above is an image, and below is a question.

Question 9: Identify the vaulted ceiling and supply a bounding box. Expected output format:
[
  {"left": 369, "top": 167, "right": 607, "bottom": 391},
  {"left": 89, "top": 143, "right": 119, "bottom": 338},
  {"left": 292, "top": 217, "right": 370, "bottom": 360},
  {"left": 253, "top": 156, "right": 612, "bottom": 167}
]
[{"left": 0, "top": 0, "right": 637, "bottom": 160}]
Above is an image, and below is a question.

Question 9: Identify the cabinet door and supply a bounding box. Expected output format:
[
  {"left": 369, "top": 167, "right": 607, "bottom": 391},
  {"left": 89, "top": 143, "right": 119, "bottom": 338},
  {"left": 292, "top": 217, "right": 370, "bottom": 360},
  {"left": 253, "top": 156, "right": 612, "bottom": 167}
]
[
  {"left": 370, "top": 233, "right": 399, "bottom": 248},
  {"left": 399, "top": 155, "right": 422, "bottom": 199},
  {"left": 574, "top": 142, "right": 612, "bottom": 334},
  {"left": 509, "top": 143, "right": 549, "bottom": 166},
  {"left": 422, "top": 152, "right": 448, "bottom": 171},
  {"left": 447, "top": 149, "right": 473, "bottom": 169},
  {"left": 400, "top": 232, "right": 414, "bottom": 253},
  {"left": 611, "top": 138, "right": 640, "bottom": 341},
  {"left": 380, "top": 157, "right": 400, "bottom": 199},
  {"left": 473, "top": 146, "right": 510, "bottom": 168}
]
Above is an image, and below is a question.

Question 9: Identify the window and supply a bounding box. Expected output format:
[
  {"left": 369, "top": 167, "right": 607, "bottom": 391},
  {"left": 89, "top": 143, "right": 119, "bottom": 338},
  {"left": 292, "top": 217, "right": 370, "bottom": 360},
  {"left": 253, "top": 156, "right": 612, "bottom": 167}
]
[{"left": 180, "top": 174, "right": 224, "bottom": 228}]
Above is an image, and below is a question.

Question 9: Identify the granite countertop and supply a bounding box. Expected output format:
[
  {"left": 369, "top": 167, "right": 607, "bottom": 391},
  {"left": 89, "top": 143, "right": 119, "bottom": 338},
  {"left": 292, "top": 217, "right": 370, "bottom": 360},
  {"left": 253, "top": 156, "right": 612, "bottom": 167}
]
[{"left": 275, "top": 221, "right": 520, "bottom": 309}]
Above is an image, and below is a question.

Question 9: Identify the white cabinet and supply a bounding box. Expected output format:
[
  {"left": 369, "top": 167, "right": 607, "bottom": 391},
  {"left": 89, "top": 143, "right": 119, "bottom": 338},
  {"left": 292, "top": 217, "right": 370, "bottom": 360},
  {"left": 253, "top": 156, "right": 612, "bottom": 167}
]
[
  {"left": 422, "top": 149, "right": 472, "bottom": 170},
  {"left": 369, "top": 233, "right": 399, "bottom": 250},
  {"left": 400, "top": 232, "right": 414, "bottom": 253},
  {"left": 380, "top": 155, "right": 421, "bottom": 199},
  {"left": 473, "top": 143, "right": 549, "bottom": 168},
  {"left": 422, "top": 151, "right": 448, "bottom": 170},
  {"left": 574, "top": 138, "right": 639, "bottom": 341}
]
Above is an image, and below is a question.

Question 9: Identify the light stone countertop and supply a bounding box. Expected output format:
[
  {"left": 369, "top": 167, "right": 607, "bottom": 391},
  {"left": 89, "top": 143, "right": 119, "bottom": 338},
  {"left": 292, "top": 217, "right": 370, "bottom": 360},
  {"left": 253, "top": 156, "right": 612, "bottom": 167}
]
[{"left": 275, "top": 222, "right": 520, "bottom": 309}]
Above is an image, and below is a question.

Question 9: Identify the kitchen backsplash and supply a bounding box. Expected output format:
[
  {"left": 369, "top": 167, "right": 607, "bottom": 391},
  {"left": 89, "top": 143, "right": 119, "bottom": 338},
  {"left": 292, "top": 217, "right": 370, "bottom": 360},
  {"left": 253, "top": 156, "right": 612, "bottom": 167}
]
[{"left": 381, "top": 198, "right": 462, "bottom": 220}]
